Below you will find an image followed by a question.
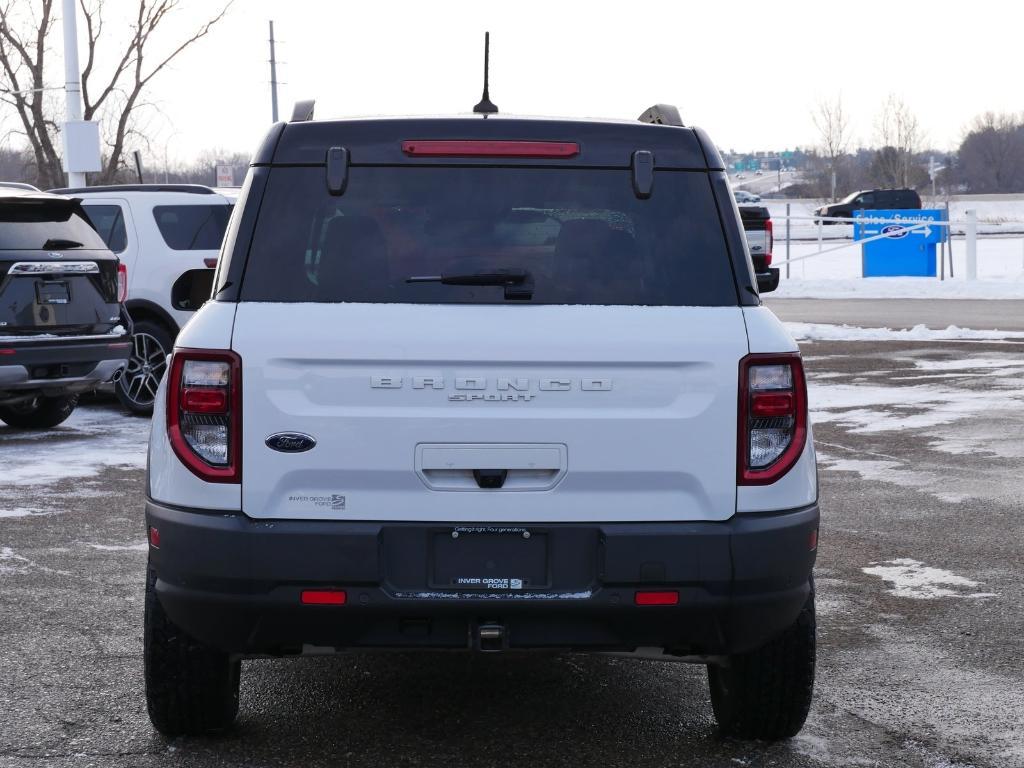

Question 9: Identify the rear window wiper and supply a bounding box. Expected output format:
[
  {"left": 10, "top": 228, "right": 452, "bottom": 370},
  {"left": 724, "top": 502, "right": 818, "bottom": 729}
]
[
  {"left": 406, "top": 268, "right": 534, "bottom": 300},
  {"left": 42, "top": 238, "right": 84, "bottom": 249}
]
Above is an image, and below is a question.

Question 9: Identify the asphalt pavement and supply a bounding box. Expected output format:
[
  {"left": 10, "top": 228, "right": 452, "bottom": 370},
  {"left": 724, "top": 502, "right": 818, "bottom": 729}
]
[{"left": 2, "top": 338, "right": 1023, "bottom": 767}]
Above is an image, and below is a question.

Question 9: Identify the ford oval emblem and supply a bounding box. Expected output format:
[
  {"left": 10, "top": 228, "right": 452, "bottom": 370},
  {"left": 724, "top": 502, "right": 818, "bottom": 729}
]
[{"left": 265, "top": 432, "right": 316, "bottom": 453}]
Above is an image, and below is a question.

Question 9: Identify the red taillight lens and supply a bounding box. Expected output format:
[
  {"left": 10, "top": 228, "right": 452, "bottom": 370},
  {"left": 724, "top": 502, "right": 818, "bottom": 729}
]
[
  {"left": 764, "top": 220, "right": 774, "bottom": 266},
  {"left": 634, "top": 590, "right": 679, "bottom": 606},
  {"left": 401, "top": 140, "right": 579, "bottom": 158},
  {"left": 117, "top": 262, "right": 128, "bottom": 303},
  {"left": 751, "top": 391, "right": 794, "bottom": 417},
  {"left": 738, "top": 354, "right": 807, "bottom": 485},
  {"left": 182, "top": 387, "right": 228, "bottom": 414},
  {"left": 166, "top": 349, "right": 241, "bottom": 483},
  {"left": 301, "top": 589, "right": 347, "bottom": 606}
]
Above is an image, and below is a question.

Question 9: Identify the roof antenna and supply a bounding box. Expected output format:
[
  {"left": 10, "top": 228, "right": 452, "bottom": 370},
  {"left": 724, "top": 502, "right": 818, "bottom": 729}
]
[{"left": 473, "top": 32, "right": 498, "bottom": 115}]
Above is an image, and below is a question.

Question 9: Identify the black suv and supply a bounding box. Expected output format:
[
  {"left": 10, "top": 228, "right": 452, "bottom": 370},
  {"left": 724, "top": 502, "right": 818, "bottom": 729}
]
[
  {"left": 815, "top": 188, "right": 922, "bottom": 222},
  {"left": 0, "top": 188, "right": 130, "bottom": 429}
]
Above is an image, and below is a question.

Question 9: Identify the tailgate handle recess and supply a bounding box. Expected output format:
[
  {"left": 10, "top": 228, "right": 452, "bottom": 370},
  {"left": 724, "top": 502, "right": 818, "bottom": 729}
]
[{"left": 416, "top": 443, "right": 567, "bottom": 492}]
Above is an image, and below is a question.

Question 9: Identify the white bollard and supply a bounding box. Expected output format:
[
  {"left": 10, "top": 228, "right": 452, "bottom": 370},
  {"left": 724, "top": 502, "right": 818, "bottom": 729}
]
[{"left": 965, "top": 209, "right": 977, "bottom": 280}]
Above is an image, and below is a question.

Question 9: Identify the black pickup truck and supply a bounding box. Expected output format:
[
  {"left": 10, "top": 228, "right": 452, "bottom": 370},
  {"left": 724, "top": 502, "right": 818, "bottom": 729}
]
[
  {"left": 0, "top": 188, "right": 130, "bottom": 428},
  {"left": 739, "top": 204, "right": 778, "bottom": 292}
]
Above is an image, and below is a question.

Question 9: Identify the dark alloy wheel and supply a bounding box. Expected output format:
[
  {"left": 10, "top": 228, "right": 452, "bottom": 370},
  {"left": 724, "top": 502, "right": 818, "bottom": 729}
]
[
  {"left": 0, "top": 394, "right": 79, "bottom": 429},
  {"left": 116, "top": 320, "right": 172, "bottom": 415}
]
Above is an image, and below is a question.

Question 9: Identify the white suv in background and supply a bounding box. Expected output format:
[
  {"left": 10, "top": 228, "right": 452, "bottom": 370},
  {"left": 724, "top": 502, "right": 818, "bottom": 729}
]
[{"left": 49, "top": 184, "right": 235, "bottom": 414}]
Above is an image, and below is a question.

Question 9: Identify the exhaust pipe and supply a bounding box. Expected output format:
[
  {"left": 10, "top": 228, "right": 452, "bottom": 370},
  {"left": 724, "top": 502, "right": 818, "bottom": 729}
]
[{"left": 108, "top": 365, "right": 125, "bottom": 383}]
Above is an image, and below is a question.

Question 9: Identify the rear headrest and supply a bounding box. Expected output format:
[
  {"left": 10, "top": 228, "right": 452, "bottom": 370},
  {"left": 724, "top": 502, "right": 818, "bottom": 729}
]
[{"left": 318, "top": 215, "right": 389, "bottom": 300}]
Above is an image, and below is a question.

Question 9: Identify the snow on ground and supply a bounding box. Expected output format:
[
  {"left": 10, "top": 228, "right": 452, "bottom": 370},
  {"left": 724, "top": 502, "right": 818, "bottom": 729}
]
[
  {"left": 0, "top": 405, "right": 148, "bottom": 491},
  {"left": 862, "top": 558, "right": 998, "bottom": 600},
  {"left": 808, "top": 349, "right": 1024, "bottom": 503},
  {"left": 787, "top": 323, "right": 1024, "bottom": 342},
  {"left": 771, "top": 236, "right": 1024, "bottom": 299}
]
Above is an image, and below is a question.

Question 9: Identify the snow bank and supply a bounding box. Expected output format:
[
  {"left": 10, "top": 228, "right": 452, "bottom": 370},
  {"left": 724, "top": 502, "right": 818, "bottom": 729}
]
[{"left": 787, "top": 322, "right": 1024, "bottom": 341}]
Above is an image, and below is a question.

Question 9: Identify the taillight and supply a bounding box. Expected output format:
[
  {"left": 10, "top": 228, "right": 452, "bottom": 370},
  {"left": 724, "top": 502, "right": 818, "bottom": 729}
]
[
  {"left": 764, "top": 219, "right": 774, "bottom": 266},
  {"left": 117, "top": 262, "right": 128, "bottom": 303},
  {"left": 166, "top": 349, "right": 241, "bottom": 483},
  {"left": 738, "top": 353, "right": 807, "bottom": 485}
]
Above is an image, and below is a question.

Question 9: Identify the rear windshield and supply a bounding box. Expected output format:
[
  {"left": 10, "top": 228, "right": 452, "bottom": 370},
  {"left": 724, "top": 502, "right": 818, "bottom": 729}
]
[
  {"left": 239, "top": 166, "right": 738, "bottom": 306},
  {"left": 153, "top": 204, "right": 232, "bottom": 250},
  {"left": 0, "top": 199, "right": 108, "bottom": 250}
]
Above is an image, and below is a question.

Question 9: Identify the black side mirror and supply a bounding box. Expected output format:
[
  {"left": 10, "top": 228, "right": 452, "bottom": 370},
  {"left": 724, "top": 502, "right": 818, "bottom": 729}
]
[{"left": 757, "top": 268, "right": 780, "bottom": 294}]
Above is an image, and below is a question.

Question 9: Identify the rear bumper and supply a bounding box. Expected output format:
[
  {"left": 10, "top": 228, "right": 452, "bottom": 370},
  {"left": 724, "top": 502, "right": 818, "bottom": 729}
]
[
  {"left": 0, "top": 337, "right": 130, "bottom": 398},
  {"left": 146, "top": 499, "right": 819, "bottom": 657}
]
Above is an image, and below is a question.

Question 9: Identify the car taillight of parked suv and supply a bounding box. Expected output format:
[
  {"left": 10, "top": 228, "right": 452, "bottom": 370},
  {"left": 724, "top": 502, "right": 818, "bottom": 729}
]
[
  {"left": 143, "top": 103, "right": 819, "bottom": 742},
  {"left": 0, "top": 188, "right": 130, "bottom": 429}
]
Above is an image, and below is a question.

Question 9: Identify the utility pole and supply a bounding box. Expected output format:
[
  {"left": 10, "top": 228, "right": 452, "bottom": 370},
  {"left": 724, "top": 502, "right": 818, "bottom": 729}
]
[
  {"left": 62, "top": 0, "right": 86, "bottom": 187},
  {"left": 269, "top": 20, "right": 279, "bottom": 123}
]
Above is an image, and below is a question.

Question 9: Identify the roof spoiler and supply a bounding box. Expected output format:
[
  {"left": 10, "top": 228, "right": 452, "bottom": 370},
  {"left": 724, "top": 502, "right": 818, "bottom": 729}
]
[
  {"left": 638, "top": 104, "right": 684, "bottom": 127},
  {"left": 291, "top": 99, "right": 316, "bottom": 122}
]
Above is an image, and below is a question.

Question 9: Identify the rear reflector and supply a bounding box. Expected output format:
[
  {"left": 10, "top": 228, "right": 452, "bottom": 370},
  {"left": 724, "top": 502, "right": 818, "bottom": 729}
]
[
  {"left": 204, "top": 258, "right": 218, "bottom": 269},
  {"left": 634, "top": 590, "right": 679, "bottom": 606},
  {"left": 301, "top": 589, "right": 347, "bottom": 606},
  {"left": 402, "top": 140, "right": 579, "bottom": 158},
  {"left": 0, "top": 349, "right": 14, "bottom": 356},
  {"left": 148, "top": 526, "right": 160, "bottom": 548},
  {"left": 751, "top": 391, "right": 794, "bottom": 417},
  {"left": 182, "top": 387, "right": 228, "bottom": 414},
  {"left": 809, "top": 528, "right": 818, "bottom": 551}
]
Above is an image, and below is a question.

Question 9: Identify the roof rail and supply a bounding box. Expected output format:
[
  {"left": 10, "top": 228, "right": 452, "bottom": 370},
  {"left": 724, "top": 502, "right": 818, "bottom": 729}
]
[
  {"left": 291, "top": 99, "right": 315, "bottom": 122},
  {"left": 48, "top": 184, "right": 217, "bottom": 195},
  {"left": 638, "top": 104, "right": 684, "bottom": 127}
]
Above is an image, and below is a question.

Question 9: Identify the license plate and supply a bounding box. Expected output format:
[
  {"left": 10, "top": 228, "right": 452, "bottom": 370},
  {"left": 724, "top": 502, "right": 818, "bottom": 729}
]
[
  {"left": 36, "top": 280, "right": 70, "bottom": 305},
  {"left": 432, "top": 527, "right": 549, "bottom": 590}
]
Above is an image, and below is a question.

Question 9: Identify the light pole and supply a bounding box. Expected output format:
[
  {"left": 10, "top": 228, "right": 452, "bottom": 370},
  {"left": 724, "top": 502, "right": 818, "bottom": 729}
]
[{"left": 62, "top": 0, "right": 86, "bottom": 187}]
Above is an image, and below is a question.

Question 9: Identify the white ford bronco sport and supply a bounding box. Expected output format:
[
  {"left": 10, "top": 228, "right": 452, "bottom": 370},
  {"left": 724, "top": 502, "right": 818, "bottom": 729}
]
[{"left": 144, "top": 103, "right": 818, "bottom": 740}]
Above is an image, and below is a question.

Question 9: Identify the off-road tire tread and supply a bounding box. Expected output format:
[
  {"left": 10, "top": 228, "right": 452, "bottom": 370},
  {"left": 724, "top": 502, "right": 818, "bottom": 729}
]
[
  {"left": 0, "top": 394, "right": 78, "bottom": 429},
  {"left": 144, "top": 565, "right": 240, "bottom": 736},
  {"left": 708, "top": 585, "right": 815, "bottom": 740}
]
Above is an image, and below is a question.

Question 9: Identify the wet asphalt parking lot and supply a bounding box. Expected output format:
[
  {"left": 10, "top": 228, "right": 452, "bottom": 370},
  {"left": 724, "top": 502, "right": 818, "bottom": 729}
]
[{"left": 2, "top": 335, "right": 1023, "bottom": 768}]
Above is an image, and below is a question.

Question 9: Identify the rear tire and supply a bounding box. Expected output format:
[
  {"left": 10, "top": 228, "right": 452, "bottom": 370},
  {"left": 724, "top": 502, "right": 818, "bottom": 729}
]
[
  {"left": 0, "top": 394, "right": 78, "bottom": 429},
  {"left": 117, "top": 320, "right": 173, "bottom": 416},
  {"left": 707, "top": 583, "right": 815, "bottom": 740},
  {"left": 144, "top": 564, "right": 240, "bottom": 736}
]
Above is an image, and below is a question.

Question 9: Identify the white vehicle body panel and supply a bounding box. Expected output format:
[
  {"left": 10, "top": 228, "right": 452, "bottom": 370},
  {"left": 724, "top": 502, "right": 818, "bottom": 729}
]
[
  {"left": 231, "top": 303, "right": 750, "bottom": 523},
  {"left": 148, "top": 302, "right": 241, "bottom": 510}
]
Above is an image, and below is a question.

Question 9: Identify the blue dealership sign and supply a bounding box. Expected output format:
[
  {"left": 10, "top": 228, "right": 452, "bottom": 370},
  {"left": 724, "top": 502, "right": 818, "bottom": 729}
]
[{"left": 854, "top": 209, "right": 945, "bottom": 277}]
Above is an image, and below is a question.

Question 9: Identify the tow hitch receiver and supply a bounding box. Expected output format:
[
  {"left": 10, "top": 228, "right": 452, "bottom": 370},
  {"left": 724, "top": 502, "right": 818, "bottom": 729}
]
[{"left": 476, "top": 623, "right": 506, "bottom": 652}]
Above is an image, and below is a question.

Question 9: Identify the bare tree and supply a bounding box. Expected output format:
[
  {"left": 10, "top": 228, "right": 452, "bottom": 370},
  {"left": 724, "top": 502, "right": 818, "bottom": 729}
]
[
  {"left": 0, "top": 0, "right": 230, "bottom": 189},
  {"left": 873, "top": 94, "right": 923, "bottom": 188},
  {"left": 812, "top": 95, "right": 849, "bottom": 201},
  {"left": 956, "top": 112, "right": 1024, "bottom": 193}
]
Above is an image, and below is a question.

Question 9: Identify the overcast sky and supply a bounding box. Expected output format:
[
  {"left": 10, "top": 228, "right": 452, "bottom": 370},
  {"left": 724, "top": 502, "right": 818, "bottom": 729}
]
[{"left": 25, "top": 0, "right": 1024, "bottom": 165}]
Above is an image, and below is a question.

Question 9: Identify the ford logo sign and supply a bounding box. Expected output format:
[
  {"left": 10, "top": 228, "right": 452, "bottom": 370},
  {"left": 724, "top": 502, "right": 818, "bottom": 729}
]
[
  {"left": 881, "top": 224, "right": 909, "bottom": 239},
  {"left": 265, "top": 432, "right": 316, "bottom": 453}
]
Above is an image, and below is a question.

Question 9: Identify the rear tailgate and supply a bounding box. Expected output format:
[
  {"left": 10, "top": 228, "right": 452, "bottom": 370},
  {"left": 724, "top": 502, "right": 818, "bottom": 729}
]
[
  {"left": 234, "top": 304, "right": 748, "bottom": 523},
  {"left": 0, "top": 197, "right": 121, "bottom": 337}
]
